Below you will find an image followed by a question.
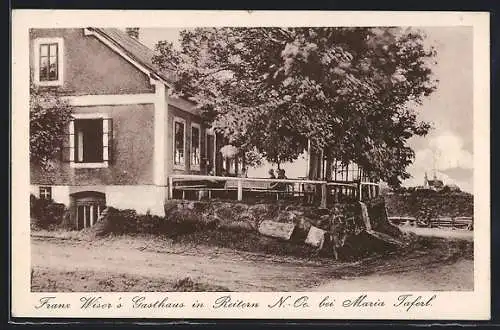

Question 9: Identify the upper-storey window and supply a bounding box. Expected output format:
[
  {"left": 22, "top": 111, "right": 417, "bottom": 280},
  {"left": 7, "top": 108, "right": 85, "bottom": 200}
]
[
  {"left": 39, "top": 43, "right": 59, "bottom": 81},
  {"left": 33, "top": 38, "right": 64, "bottom": 86}
]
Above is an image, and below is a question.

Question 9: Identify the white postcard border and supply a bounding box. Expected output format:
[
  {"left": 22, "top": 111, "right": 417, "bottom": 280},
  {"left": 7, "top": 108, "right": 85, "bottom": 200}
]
[{"left": 11, "top": 10, "right": 491, "bottom": 320}]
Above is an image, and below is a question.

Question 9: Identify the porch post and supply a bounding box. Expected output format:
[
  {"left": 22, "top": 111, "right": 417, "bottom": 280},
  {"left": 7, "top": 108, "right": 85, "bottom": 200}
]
[
  {"left": 213, "top": 132, "right": 217, "bottom": 174},
  {"left": 305, "top": 139, "right": 311, "bottom": 178},
  {"left": 83, "top": 206, "right": 87, "bottom": 229},
  {"left": 237, "top": 179, "right": 243, "bottom": 201},
  {"left": 89, "top": 204, "right": 94, "bottom": 227},
  {"left": 238, "top": 180, "right": 243, "bottom": 201},
  {"left": 168, "top": 176, "right": 173, "bottom": 199},
  {"left": 319, "top": 148, "right": 324, "bottom": 180},
  {"left": 320, "top": 183, "right": 327, "bottom": 208}
]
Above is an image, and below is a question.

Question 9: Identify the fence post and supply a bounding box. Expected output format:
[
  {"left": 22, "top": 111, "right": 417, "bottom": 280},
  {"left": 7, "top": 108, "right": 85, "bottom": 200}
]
[
  {"left": 320, "top": 183, "right": 327, "bottom": 208},
  {"left": 358, "top": 183, "right": 363, "bottom": 201},
  {"left": 168, "top": 177, "right": 173, "bottom": 199},
  {"left": 237, "top": 179, "right": 243, "bottom": 201}
]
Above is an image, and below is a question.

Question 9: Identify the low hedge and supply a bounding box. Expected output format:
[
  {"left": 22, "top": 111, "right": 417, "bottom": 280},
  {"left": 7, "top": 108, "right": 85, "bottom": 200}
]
[
  {"left": 30, "top": 194, "right": 68, "bottom": 229},
  {"left": 93, "top": 203, "right": 216, "bottom": 237},
  {"left": 384, "top": 190, "right": 473, "bottom": 219}
]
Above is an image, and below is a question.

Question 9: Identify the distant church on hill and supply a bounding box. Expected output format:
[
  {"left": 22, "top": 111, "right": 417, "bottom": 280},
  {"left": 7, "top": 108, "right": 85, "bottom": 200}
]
[
  {"left": 422, "top": 171, "right": 461, "bottom": 192},
  {"left": 424, "top": 172, "right": 444, "bottom": 191}
]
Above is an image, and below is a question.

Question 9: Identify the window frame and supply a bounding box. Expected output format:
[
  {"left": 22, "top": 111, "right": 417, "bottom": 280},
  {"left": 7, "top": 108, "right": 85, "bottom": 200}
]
[
  {"left": 173, "top": 117, "right": 186, "bottom": 170},
  {"left": 205, "top": 129, "right": 216, "bottom": 175},
  {"left": 69, "top": 113, "right": 110, "bottom": 169},
  {"left": 33, "top": 37, "right": 64, "bottom": 87},
  {"left": 39, "top": 186, "right": 52, "bottom": 200},
  {"left": 190, "top": 123, "right": 201, "bottom": 171}
]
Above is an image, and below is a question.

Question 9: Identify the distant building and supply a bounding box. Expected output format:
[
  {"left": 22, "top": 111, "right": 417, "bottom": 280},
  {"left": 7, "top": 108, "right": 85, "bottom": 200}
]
[
  {"left": 422, "top": 172, "right": 461, "bottom": 192},
  {"left": 423, "top": 172, "right": 444, "bottom": 191},
  {"left": 444, "top": 183, "right": 461, "bottom": 192}
]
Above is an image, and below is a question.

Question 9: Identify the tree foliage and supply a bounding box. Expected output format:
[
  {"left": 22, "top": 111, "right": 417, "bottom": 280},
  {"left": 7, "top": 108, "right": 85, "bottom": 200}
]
[
  {"left": 30, "top": 83, "right": 73, "bottom": 170},
  {"left": 153, "top": 27, "right": 437, "bottom": 184}
]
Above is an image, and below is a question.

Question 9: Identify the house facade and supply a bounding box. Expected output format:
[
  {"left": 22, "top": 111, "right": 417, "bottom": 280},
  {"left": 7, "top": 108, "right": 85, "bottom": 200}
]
[{"left": 29, "top": 28, "right": 219, "bottom": 228}]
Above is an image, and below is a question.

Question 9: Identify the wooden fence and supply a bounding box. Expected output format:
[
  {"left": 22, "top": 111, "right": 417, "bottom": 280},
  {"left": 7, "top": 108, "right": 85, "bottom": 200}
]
[{"left": 388, "top": 216, "right": 473, "bottom": 230}]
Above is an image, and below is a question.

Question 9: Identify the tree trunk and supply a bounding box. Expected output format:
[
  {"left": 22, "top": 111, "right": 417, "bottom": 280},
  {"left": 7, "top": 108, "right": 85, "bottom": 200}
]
[
  {"left": 325, "top": 151, "right": 333, "bottom": 181},
  {"left": 308, "top": 148, "right": 320, "bottom": 180},
  {"left": 308, "top": 146, "right": 323, "bottom": 204}
]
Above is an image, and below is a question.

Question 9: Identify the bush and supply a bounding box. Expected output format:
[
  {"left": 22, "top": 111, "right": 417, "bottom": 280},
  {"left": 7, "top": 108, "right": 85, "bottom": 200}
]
[
  {"left": 94, "top": 202, "right": 213, "bottom": 237},
  {"left": 384, "top": 190, "right": 473, "bottom": 218},
  {"left": 172, "top": 277, "right": 230, "bottom": 292},
  {"left": 95, "top": 207, "right": 164, "bottom": 236},
  {"left": 30, "top": 194, "right": 67, "bottom": 229}
]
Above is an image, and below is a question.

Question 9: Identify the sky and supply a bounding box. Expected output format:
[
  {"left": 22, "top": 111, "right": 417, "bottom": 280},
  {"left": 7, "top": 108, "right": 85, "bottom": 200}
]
[{"left": 135, "top": 26, "right": 474, "bottom": 193}]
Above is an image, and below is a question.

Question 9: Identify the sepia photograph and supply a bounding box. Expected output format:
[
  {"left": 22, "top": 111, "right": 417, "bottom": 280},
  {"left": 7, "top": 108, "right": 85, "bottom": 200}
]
[{"left": 11, "top": 10, "right": 490, "bottom": 320}]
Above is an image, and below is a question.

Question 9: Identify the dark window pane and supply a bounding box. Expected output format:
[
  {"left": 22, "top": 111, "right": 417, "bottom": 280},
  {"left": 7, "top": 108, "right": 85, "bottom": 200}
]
[
  {"left": 49, "top": 60, "right": 58, "bottom": 80},
  {"left": 77, "top": 205, "right": 84, "bottom": 229},
  {"left": 39, "top": 57, "right": 48, "bottom": 81},
  {"left": 207, "top": 135, "right": 215, "bottom": 173},
  {"left": 74, "top": 119, "right": 104, "bottom": 163},
  {"left": 92, "top": 205, "right": 98, "bottom": 226},
  {"left": 174, "top": 121, "right": 185, "bottom": 165},
  {"left": 85, "top": 205, "right": 91, "bottom": 228},
  {"left": 191, "top": 126, "right": 200, "bottom": 165}
]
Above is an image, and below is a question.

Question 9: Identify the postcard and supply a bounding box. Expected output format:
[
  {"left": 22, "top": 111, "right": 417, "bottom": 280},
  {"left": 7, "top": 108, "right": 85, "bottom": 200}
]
[{"left": 11, "top": 9, "right": 490, "bottom": 320}]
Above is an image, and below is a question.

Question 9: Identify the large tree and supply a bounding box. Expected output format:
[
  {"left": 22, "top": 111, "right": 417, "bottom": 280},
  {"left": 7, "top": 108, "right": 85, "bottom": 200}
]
[
  {"left": 153, "top": 27, "right": 437, "bottom": 185},
  {"left": 30, "top": 83, "right": 73, "bottom": 170}
]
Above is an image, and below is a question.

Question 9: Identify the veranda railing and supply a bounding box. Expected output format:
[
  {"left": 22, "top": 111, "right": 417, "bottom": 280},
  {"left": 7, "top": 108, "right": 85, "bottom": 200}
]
[{"left": 168, "top": 174, "right": 379, "bottom": 206}]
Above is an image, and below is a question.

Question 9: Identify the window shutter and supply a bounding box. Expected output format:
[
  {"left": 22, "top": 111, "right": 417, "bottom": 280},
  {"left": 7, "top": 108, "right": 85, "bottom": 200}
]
[
  {"left": 103, "top": 118, "right": 113, "bottom": 163},
  {"left": 61, "top": 119, "right": 75, "bottom": 162}
]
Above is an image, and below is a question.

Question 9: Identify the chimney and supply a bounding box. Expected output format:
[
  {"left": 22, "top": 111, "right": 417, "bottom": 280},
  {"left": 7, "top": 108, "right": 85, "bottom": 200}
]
[{"left": 125, "top": 28, "right": 140, "bottom": 40}]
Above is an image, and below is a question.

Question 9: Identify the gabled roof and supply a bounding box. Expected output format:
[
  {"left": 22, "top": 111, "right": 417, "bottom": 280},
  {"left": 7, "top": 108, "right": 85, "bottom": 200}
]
[
  {"left": 88, "top": 27, "right": 176, "bottom": 85},
  {"left": 427, "top": 179, "right": 444, "bottom": 187}
]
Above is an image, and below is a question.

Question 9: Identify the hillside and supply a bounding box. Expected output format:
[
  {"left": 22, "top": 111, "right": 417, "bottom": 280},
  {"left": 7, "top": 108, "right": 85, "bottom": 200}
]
[{"left": 384, "top": 190, "right": 473, "bottom": 218}]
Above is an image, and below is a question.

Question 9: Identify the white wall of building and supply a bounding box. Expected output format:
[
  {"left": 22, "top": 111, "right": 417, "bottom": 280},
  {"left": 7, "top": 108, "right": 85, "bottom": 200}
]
[
  {"left": 30, "top": 184, "right": 70, "bottom": 206},
  {"left": 105, "top": 185, "right": 166, "bottom": 216}
]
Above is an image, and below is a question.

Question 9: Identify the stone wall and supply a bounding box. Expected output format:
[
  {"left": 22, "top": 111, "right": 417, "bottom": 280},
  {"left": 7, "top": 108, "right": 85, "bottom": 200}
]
[
  {"left": 163, "top": 199, "right": 404, "bottom": 258},
  {"left": 91, "top": 198, "right": 404, "bottom": 259}
]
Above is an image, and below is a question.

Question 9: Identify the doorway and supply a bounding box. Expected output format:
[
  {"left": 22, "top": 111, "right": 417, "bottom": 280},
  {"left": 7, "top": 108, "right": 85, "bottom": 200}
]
[{"left": 71, "top": 191, "right": 106, "bottom": 230}]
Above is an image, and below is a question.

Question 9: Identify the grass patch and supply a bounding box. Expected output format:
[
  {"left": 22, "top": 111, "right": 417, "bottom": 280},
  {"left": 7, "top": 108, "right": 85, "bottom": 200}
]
[
  {"left": 31, "top": 228, "right": 96, "bottom": 241},
  {"left": 31, "top": 268, "right": 230, "bottom": 292},
  {"left": 172, "top": 277, "right": 231, "bottom": 292},
  {"left": 171, "top": 227, "right": 324, "bottom": 260}
]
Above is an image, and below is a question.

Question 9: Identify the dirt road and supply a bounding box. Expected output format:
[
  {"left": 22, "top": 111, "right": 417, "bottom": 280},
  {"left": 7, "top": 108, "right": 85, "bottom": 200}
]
[
  {"left": 399, "top": 226, "right": 473, "bottom": 241},
  {"left": 31, "top": 233, "right": 473, "bottom": 292},
  {"left": 313, "top": 260, "right": 473, "bottom": 291}
]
